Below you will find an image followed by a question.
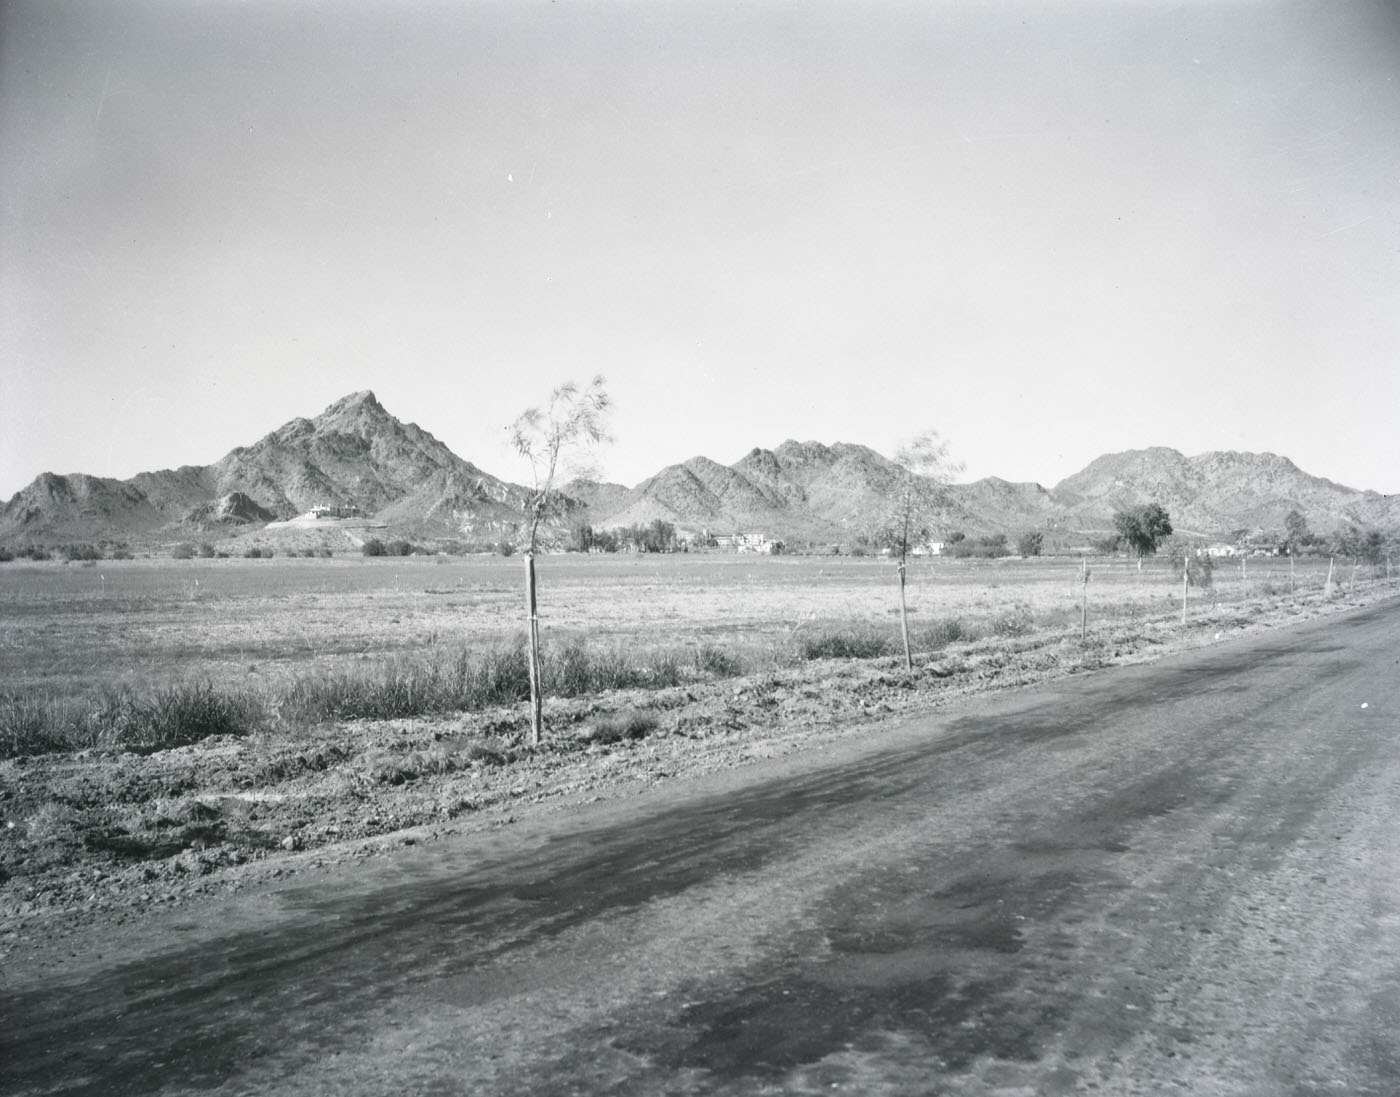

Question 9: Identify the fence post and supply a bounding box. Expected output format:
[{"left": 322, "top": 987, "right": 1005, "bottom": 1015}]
[{"left": 1080, "top": 557, "right": 1089, "bottom": 643}]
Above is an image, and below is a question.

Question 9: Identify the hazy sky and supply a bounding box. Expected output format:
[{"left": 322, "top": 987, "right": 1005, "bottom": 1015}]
[{"left": 3, "top": 0, "right": 1399, "bottom": 500}]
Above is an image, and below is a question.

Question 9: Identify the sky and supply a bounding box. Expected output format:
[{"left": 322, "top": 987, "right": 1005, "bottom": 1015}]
[{"left": 3, "top": 0, "right": 1399, "bottom": 500}]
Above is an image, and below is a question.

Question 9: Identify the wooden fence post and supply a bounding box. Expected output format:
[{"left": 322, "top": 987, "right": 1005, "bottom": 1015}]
[{"left": 1080, "top": 557, "right": 1089, "bottom": 643}]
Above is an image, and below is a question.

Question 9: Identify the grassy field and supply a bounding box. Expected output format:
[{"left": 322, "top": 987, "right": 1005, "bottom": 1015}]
[
  {"left": 0, "top": 551, "right": 1365, "bottom": 687},
  {"left": 0, "top": 554, "right": 1366, "bottom": 738},
  {"left": 0, "top": 550, "right": 1378, "bottom": 755},
  {"left": 2, "top": 550, "right": 1393, "bottom": 927}
]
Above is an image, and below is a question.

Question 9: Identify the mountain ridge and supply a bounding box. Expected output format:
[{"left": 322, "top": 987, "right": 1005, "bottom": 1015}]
[{"left": 2, "top": 393, "right": 1395, "bottom": 547}]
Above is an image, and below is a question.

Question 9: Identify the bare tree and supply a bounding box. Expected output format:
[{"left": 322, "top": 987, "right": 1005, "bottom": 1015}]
[
  {"left": 884, "top": 432, "right": 962, "bottom": 670},
  {"left": 508, "top": 376, "right": 612, "bottom": 745}
]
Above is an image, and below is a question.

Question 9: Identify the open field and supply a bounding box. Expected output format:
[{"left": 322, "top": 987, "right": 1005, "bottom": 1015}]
[
  {"left": 0, "top": 551, "right": 1362, "bottom": 701},
  {"left": 1, "top": 551, "right": 1395, "bottom": 948}
]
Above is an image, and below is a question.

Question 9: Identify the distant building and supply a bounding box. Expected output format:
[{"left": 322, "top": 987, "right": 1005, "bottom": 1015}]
[
  {"left": 717, "top": 532, "right": 783, "bottom": 554},
  {"left": 1206, "top": 543, "right": 1238, "bottom": 557},
  {"left": 310, "top": 503, "right": 363, "bottom": 520}
]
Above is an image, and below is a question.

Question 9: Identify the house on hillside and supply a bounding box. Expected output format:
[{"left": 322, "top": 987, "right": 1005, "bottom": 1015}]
[
  {"left": 912, "top": 541, "right": 946, "bottom": 557},
  {"left": 1205, "top": 542, "right": 1238, "bottom": 558},
  {"left": 310, "top": 503, "right": 363, "bottom": 520}
]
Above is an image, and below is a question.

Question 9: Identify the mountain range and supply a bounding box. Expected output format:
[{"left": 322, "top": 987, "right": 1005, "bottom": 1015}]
[{"left": 2, "top": 391, "right": 1395, "bottom": 548}]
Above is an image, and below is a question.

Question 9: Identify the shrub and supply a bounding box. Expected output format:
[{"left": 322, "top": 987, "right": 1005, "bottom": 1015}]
[
  {"left": 197, "top": 543, "right": 216, "bottom": 558},
  {"left": 695, "top": 643, "right": 745, "bottom": 679},
  {"left": 56, "top": 543, "right": 103, "bottom": 562},
  {"left": 1165, "top": 545, "right": 1213, "bottom": 589},
  {"left": 362, "top": 538, "right": 385, "bottom": 557},
  {"left": 586, "top": 710, "right": 659, "bottom": 745},
  {"left": 948, "top": 534, "right": 1009, "bottom": 559},
  {"left": 1017, "top": 531, "right": 1044, "bottom": 557},
  {"left": 920, "top": 617, "right": 971, "bottom": 649},
  {"left": 281, "top": 643, "right": 534, "bottom": 724},
  {"left": 110, "top": 547, "right": 134, "bottom": 560},
  {"left": 0, "top": 547, "right": 13, "bottom": 563},
  {"left": 546, "top": 641, "right": 683, "bottom": 695},
  {"left": 115, "top": 682, "right": 262, "bottom": 753},
  {"left": 171, "top": 542, "right": 196, "bottom": 560},
  {"left": 1, "top": 682, "right": 262, "bottom": 758},
  {"left": 988, "top": 604, "right": 1034, "bottom": 637},
  {"left": 800, "top": 626, "right": 894, "bottom": 661},
  {"left": 496, "top": 540, "right": 516, "bottom": 557}
]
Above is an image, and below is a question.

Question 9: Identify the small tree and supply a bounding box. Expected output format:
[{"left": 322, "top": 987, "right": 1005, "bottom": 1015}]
[
  {"left": 1282, "top": 508, "right": 1310, "bottom": 596},
  {"left": 1282, "top": 509, "right": 1310, "bottom": 556},
  {"left": 509, "top": 376, "right": 612, "bottom": 745},
  {"left": 1165, "top": 538, "right": 1213, "bottom": 590},
  {"left": 569, "top": 520, "right": 596, "bottom": 553},
  {"left": 882, "top": 432, "right": 962, "bottom": 670},
  {"left": 1017, "top": 531, "right": 1044, "bottom": 557},
  {"left": 1112, "top": 503, "right": 1173, "bottom": 562}
]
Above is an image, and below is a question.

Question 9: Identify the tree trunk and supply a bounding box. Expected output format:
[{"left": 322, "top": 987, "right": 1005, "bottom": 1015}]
[
  {"left": 1181, "top": 555, "right": 1190, "bottom": 625},
  {"left": 898, "top": 558, "right": 913, "bottom": 671},
  {"left": 525, "top": 551, "right": 543, "bottom": 746},
  {"left": 1080, "top": 559, "right": 1089, "bottom": 644}
]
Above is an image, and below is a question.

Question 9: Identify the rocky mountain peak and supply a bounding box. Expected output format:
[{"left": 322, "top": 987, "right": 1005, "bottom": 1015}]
[{"left": 2, "top": 393, "right": 1396, "bottom": 547}]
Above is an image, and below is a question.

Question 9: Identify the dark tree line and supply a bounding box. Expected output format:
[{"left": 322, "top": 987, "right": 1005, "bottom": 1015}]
[{"left": 569, "top": 519, "right": 681, "bottom": 554}]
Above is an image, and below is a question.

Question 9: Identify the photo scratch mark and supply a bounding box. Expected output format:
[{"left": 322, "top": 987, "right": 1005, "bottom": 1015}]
[
  {"left": 1318, "top": 215, "right": 1373, "bottom": 238},
  {"left": 95, "top": 64, "right": 113, "bottom": 126}
]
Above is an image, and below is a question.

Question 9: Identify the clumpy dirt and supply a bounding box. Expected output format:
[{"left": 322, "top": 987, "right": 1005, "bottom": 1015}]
[{"left": 0, "top": 588, "right": 1393, "bottom": 962}]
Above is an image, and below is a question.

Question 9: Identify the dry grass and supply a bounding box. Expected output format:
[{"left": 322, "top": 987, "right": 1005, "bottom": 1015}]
[
  {"left": 1, "top": 551, "right": 1395, "bottom": 927},
  {"left": 0, "top": 552, "right": 1385, "bottom": 759}
]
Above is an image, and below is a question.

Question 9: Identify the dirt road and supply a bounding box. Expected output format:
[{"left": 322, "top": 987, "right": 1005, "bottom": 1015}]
[{"left": 5, "top": 600, "right": 1399, "bottom": 1096}]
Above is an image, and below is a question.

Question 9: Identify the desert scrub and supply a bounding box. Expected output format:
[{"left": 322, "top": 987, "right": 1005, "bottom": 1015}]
[
  {"left": 280, "top": 639, "right": 703, "bottom": 726},
  {"left": 694, "top": 642, "right": 746, "bottom": 679},
  {"left": 799, "top": 623, "right": 896, "bottom": 661},
  {"left": 550, "top": 640, "right": 686, "bottom": 695},
  {"left": 917, "top": 616, "right": 973, "bottom": 650},
  {"left": 0, "top": 683, "right": 263, "bottom": 758},
  {"left": 583, "top": 709, "right": 660, "bottom": 744},
  {"left": 987, "top": 603, "right": 1035, "bottom": 638},
  {"left": 282, "top": 644, "right": 532, "bottom": 723}
]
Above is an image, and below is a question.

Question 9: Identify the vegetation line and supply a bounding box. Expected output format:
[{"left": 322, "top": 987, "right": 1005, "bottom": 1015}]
[{"left": 3, "top": 575, "right": 1394, "bottom": 760}]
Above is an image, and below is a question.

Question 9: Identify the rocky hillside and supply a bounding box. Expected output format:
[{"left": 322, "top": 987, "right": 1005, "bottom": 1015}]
[
  {"left": 2, "top": 393, "right": 1395, "bottom": 548},
  {"left": 0, "top": 392, "right": 529, "bottom": 545},
  {"left": 581, "top": 443, "right": 1397, "bottom": 544},
  {"left": 1048, "top": 448, "right": 1399, "bottom": 536},
  {"left": 593, "top": 441, "right": 975, "bottom": 542}
]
